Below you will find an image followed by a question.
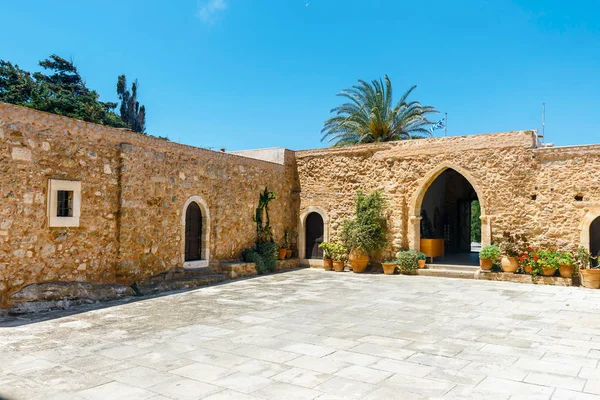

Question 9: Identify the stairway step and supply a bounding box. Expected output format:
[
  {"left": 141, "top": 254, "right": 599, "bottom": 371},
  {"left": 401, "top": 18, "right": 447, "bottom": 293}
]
[
  {"left": 426, "top": 264, "right": 480, "bottom": 272},
  {"left": 417, "top": 269, "right": 478, "bottom": 280},
  {"left": 137, "top": 274, "right": 227, "bottom": 296}
]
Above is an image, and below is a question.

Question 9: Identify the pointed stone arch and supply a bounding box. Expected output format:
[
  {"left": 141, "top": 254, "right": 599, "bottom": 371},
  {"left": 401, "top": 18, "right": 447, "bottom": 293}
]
[
  {"left": 408, "top": 163, "right": 491, "bottom": 251},
  {"left": 579, "top": 207, "right": 600, "bottom": 253}
]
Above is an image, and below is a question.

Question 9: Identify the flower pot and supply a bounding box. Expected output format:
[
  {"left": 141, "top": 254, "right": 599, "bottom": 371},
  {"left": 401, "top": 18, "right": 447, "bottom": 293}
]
[
  {"left": 349, "top": 250, "right": 369, "bottom": 273},
  {"left": 523, "top": 265, "right": 533, "bottom": 274},
  {"left": 541, "top": 266, "right": 556, "bottom": 277},
  {"left": 480, "top": 258, "right": 493, "bottom": 271},
  {"left": 501, "top": 256, "right": 519, "bottom": 273},
  {"left": 286, "top": 249, "right": 292, "bottom": 259},
  {"left": 581, "top": 269, "right": 600, "bottom": 289},
  {"left": 418, "top": 260, "right": 426, "bottom": 269},
  {"left": 323, "top": 258, "right": 333, "bottom": 271},
  {"left": 333, "top": 261, "right": 345, "bottom": 272},
  {"left": 382, "top": 263, "right": 396, "bottom": 275},
  {"left": 278, "top": 248, "right": 287, "bottom": 260},
  {"left": 559, "top": 264, "right": 574, "bottom": 278}
]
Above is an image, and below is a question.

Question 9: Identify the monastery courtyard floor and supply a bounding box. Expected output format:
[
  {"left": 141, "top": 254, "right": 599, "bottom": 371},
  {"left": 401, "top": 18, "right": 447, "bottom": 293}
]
[{"left": 2, "top": 269, "right": 600, "bottom": 400}]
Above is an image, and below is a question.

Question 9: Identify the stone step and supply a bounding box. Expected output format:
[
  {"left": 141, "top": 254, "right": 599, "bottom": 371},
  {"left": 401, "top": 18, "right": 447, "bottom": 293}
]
[
  {"left": 140, "top": 267, "right": 221, "bottom": 284},
  {"left": 137, "top": 274, "right": 227, "bottom": 296},
  {"left": 425, "top": 264, "right": 480, "bottom": 272},
  {"left": 417, "top": 268, "right": 478, "bottom": 280}
]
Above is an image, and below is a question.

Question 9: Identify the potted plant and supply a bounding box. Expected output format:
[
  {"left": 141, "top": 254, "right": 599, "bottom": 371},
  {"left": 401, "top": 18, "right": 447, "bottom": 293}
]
[
  {"left": 479, "top": 245, "right": 500, "bottom": 271},
  {"left": 381, "top": 259, "right": 398, "bottom": 275},
  {"left": 499, "top": 232, "right": 528, "bottom": 273},
  {"left": 397, "top": 250, "right": 418, "bottom": 275},
  {"left": 417, "top": 252, "right": 426, "bottom": 269},
  {"left": 330, "top": 243, "right": 348, "bottom": 272},
  {"left": 341, "top": 191, "right": 388, "bottom": 273},
  {"left": 319, "top": 242, "right": 334, "bottom": 271},
  {"left": 557, "top": 251, "right": 576, "bottom": 278},
  {"left": 520, "top": 248, "right": 538, "bottom": 274},
  {"left": 283, "top": 229, "right": 293, "bottom": 259},
  {"left": 278, "top": 245, "right": 287, "bottom": 260},
  {"left": 578, "top": 246, "right": 600, "bottom": 289},
  {"left": 537, "top": 249, "right": 559, "bottom": 277}
]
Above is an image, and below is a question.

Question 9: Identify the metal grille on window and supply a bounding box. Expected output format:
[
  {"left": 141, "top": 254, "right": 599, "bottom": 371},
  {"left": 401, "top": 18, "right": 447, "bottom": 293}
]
[{"left": 57, "top": 190, "right": 74, "bottom": 217}]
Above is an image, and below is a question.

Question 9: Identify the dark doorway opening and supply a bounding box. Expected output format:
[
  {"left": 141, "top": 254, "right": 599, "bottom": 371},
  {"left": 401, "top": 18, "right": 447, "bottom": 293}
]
[
  {"left": 305, "top": 212, "right": 324, "bottom": 259},
  {"left": 591, "top": 217, "right": 600, "bottom": 267},
  {"left": 420, "top": 169, "right": 481, "bottom": 265},
  {"left": 185, "top": 202, "right": 203, "bottom": 262}
]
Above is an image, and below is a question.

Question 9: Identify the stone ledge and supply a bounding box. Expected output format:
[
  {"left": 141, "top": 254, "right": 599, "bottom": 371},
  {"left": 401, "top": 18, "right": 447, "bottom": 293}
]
[
  {"left": 215, "top": 259, "right": 301, "bottom": 279},
  {"left": 477, "top": 272, "right": 573, "bottom": 286}
]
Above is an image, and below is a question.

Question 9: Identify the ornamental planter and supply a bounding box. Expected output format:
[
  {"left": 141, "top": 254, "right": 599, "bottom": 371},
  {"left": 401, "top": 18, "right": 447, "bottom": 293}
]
[
  {"left": 559, "top": 264, "right": 574, "bottom": 278},
  {"left": 501, "top": 256, "right": 519, "bottom": 273},
  {"left": 541, "top": 266, "right": 556, "bottom": 277},
  {"left": 480, "top": 258, "right": 493, "bottom": 271},
  {"left": 581, "top": 269, "right": 600, "bottom": 289},
  {"left": 278, "top": 248, "right": 287, "bottom": 260},
  {"left": 349, "top": 250, "right": 369, "bottom": 273},
  {"left": 323, "top": 258, "right": 333, "bottom": 271},
  {"left": 418, "top": 260, "right": 426, "bottom": 269},
  {"left": 382, "top": 263, "right": 396, "bottom": 275},
  {"left": 286, "top": 249, "right": 292, "bottom": 259},
  {"left": 333, "top": 261, "right": 345, "bottom": 272},
  {"left": 523, "top": 265, "right": 533, "bottom": 274}
]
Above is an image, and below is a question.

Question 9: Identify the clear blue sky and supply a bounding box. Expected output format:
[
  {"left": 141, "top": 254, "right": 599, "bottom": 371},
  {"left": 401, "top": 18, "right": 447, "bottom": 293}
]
[{"left": 2, "top": 0, "right": 598, "bottom": 150}]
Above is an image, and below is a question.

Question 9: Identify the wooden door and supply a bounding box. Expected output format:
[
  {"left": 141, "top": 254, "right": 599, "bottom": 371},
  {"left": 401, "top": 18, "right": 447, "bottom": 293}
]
[
  {"left": 591, "top": 217, "right": 600, "bottom": 267},
  {"left": 185, "top": 202, "right": 203, "bottom": 262},
  {"left": 305, "top": 213, "right": 324, "bottom": 259}
]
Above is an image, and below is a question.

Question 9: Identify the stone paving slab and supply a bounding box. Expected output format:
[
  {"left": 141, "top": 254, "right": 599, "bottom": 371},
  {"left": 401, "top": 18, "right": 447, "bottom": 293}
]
[{"left": 1, "top": 269, "right": 600, "bottom": 399}]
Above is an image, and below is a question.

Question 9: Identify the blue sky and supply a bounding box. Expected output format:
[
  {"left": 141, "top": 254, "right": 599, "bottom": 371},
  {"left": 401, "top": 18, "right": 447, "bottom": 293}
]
[{"left": 2, "top": 0, "right": 598, "bottom": 150}]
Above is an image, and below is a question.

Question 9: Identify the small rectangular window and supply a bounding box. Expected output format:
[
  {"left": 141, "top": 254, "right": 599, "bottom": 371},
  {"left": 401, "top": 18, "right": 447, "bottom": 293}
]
[{"left": 57, "top": 190, "right": 74, "bottom": 217}]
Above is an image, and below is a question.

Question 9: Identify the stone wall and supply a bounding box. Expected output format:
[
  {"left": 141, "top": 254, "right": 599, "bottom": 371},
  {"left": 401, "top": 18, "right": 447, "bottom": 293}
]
[
  {"left": 295, "top": 131, "right": 600, "bottom": 257},
  {"left": 0, "top": 103, "right": 299, "bottom": 307}
]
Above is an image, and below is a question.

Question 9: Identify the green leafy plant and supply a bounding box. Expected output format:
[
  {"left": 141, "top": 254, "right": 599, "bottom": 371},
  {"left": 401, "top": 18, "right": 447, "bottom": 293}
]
[
  {"left": 319, "top": 242, "right": 334, "bottom": 259},
  {"left": 480, "top": 245, "right": 501, "bottom": 261},
  {"left": 491, "top": 261, "right": 502, "bottom": 272},
  {"left": 577, "top": 246, "right": 598, "bottom": 269},
  {"left": 341, "top": 191, "right": 388, "bottom": 254},
  {"left": 329, "top": 243, "right": 348, "bottom": 261},
  {"left": 242, "top": 242, "right": 278, "bottom": 274},
  {"left": 396, "top": 250, "right": 419, "bottom": 274},
  {"left": 252, "top": 187, "right": 276, "bottom": 245},
  {"left": 416, "top": 252, "right": 426, "bottom": 261}
]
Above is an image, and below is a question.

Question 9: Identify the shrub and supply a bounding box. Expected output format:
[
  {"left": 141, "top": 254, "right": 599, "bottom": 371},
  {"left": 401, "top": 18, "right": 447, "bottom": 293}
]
[
  {"left": 329, "top": 243, "right": 348, "bottom": 261},
  {"left": 319, "top": 242, "right": 334, "bottom": 259},
  {"left": 242, "top": 242, "right": 278, "bottom": 274},
  {"left": 397, "top": 250, "right": 419, "bottom": 274},
  {"left": 480, "top": 245, "right": 500, "bottom": 261},
  {"left": 416, "top": 252, "right": 426, "bottom": 261},
  {"left": 341, "top": 191, "right": 388, "bottom": 254}
]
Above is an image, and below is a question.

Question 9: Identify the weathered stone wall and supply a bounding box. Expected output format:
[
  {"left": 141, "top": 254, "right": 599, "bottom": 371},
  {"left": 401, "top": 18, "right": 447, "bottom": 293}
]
[
  {"left": 0, "top": 103, "right": 299, "bottom": 306},
  {"left": 296, "top": 131, "right": 600, "bottom": 256}
]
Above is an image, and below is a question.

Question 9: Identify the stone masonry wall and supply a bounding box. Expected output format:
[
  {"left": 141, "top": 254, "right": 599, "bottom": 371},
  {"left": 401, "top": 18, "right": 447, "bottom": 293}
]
[
  {"left": 0, "top": 103, "right": 299, "bottom": 307},
  {"left": 296, "top": 131, "right": 600, "bottom": 257}
]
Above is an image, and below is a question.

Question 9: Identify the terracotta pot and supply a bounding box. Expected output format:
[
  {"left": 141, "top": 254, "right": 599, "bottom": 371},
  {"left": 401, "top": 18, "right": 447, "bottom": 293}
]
[
  {"left": 349, "top": 250, "right": 369, "bottom": 273},
  {"left": 323, "top": 258, "right": 333, "bottom": 271},
  {"left": 480, "top": 258, "right": 493, "bottom": 271},
  {"left": 501, "top": 256, "right": 519, "bottom": 273},
  {"left": 278, "top": 248, "right": 287, "bottom": 260},
  {"left": 333, "top": 260, "right": 345, "bottom": 272},
  {"left": 286, "top": 249, "right": 292, "bottom": 259},
  {"left": 523, "top": 265, "right": 533, "bottom": 274},
  {"left": 418, "top": 259, "right": 426, "bottom": 269},
  {"left": 559, "top": 264, "right": 574, "bottom": 278},
  {"left": 382, "top": 263, "right": 396, "bottom": 275},
  {"left": 541, "top": 266, "right": 556, "bottom": 277},
  {"left": 581, "top": 269, "right": 600, "bottom": 289}
]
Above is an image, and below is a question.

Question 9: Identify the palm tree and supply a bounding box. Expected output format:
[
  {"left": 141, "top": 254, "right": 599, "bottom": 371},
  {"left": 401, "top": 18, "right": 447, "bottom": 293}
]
[{"left": 321, "top": 75, "right": 437, "bottom": 146}]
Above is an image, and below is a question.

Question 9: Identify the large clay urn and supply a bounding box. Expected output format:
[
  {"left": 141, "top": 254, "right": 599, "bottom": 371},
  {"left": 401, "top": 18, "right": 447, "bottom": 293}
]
[
  {"left": 581, "top": 269, "right": 600, "bottom": 289},
  {"left": 501, "top": 256, "right": 519, "bottom": 273},
  {"left": 349, "top": 249, "right": 369, "bottom": 273}
]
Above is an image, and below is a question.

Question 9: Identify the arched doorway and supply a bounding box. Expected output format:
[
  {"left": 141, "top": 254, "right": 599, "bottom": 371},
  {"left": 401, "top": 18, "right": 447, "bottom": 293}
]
[
  {"left": 185, "top": 202, "right": 203, "bottom": 262},
  {"left": 416, "top": 168, "right": 482, "bottom": 265},
  {"left": 305, "top": 212, "right": 324, "bottom": 260},
  {"left": 591, "top": 217, "right": 600, "bottom": 267}
]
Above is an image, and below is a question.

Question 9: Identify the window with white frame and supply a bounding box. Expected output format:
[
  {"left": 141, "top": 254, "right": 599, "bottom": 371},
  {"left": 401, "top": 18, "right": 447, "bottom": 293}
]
[{"left": 48, "top": 179, "right": 81, "bottom": 227}]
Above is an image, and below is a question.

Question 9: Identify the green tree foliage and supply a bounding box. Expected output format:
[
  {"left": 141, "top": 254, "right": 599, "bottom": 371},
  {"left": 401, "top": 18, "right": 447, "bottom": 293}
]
[
  {"left": 341, "top": 190, "right": 388, "bottom": 253},
  {"left": 322, "top": 75, "right": 438, "bottom": 146},
  {"left": 0, "top": 55, "right": 128, "bottom": 128},
  {"left": 117, "top": 75, "right": 146, "bottom": 133},
  {"left": 471, "top": 200, "right": 482, "bottom": 242}
]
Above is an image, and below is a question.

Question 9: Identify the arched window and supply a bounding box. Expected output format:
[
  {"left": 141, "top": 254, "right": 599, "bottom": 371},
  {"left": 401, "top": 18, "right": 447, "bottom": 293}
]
[{"left": 305, "top": 212, "right": 324, "bottom": 259}]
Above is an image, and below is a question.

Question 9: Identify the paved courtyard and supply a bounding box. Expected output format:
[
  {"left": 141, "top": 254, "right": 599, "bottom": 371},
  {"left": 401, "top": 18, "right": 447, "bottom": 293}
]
[{"left": 2, "top": 269, "right": 600, "bottom": 400}]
